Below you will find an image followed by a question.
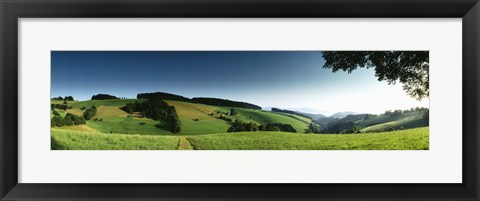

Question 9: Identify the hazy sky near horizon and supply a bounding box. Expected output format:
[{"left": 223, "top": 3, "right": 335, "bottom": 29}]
[{"left": 51, "top": 51, "right": 428, "bottom": 115}]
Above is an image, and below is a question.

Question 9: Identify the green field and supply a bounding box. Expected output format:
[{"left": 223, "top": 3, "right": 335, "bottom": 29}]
[
  {"left": 51, "top": 99, "right": 429, "bottom": 150},
  {"left": 52, "top": 126, "right": 428, "bottom": 150},
  {"left": 360, "top": 112, "right": 425, "bottom": 133},
  {"left": 51, "top": 128, "right": 179, "bottom": 150}
]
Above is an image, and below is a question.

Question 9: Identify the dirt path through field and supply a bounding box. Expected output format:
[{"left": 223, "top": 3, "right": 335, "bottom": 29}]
[{"left": 178, "top": 137, "right": 194, "bottom": 150}]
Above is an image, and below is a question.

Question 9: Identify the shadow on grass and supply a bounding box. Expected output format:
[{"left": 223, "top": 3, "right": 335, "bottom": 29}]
[{"left": 51, "top": 135, "right": 66, "bottom": 150}]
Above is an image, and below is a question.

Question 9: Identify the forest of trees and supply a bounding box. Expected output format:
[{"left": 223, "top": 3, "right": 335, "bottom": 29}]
[
  {"left": 227, "top": 120, "right": 296, "bottom": 133},
  {"left": 122, "top": 99, "right": 181, "bottom": 133},
  {"left": 191, "top": 97, "right": 261, "bottom": 110},
  {"left": 136, "top": 92, "right": 261, "bottom": 109},
  {"left": 51, "top": 112, "right": 86, "bottom": 127},
  {"left": 51, "top": 96, "right": 74, "bottom": 110},
  {"left": 91, "top": 94, "right": 119, "bottom": 100},
  {"left": 137, "top": 92, "right": 191, "bottom": 102}
]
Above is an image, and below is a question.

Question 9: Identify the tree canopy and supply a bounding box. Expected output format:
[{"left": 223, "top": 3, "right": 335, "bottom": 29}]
[
  {"left": 137, "top": 92, "right": 190, "bottom": 102},
  {"left": 321, "top": 51, "right": 429, "bottom": 100},
  {"left": 91, "top": 94, "right": 119, "bottom": 100}
]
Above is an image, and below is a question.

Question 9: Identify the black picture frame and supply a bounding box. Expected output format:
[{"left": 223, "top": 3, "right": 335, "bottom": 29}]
[{"left": 1, "top": 0, "right": 479, "bottom": 200}]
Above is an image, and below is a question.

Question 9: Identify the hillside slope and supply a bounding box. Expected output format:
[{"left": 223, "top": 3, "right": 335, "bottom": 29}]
[
  {"left": 167, "top": 100, "right": 310, "bottom": 134},
  {"left": 359, "top": 112, "right": 426, "bottom": 132},
  {"left": 53, "top": 99, "right": 310, "bottom": 135}
]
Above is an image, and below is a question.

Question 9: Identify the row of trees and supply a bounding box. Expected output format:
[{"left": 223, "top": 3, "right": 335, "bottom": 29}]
[
  {"left": 137, "top": 92, "right": 262, "bottom": 110},
  {"left": 51, "top": 104, "right": 72, "bottom": 110},
  {"left": 52, "top": 96, "right": 74, "bottom": 101},
  {"left": 383, "top": 107, "right": 429, "bottom": 117},
  {"left": 323, "top": 108, "right": 430, "bottom": 133},
  {"left": 87, "top": 92, "right": 262, "bottom": 110},
  {"left": 121, "top": 99, "right": 181, "bottom": 133},
  {"left": 227, "top": 120, "right": 296, "bottom": 133},
  {"left": 91, "top": 94, "right": 119, "bottom": 100},
  {"left": 137, "top": 92, "right": 190, "bottom": 102},
  {"left": 51, "top": 113, "right": 86, "bottom": 127},
  {"left": 191, "top": 97, "right": 261, "bottom": 110}
]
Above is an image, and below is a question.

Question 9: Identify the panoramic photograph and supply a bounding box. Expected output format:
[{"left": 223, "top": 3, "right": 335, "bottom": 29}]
[{"left": 50, "top": 51, "right": 429, "bottom": 150}]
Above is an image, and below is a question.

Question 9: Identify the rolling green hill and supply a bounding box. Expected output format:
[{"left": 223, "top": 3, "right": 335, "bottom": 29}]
[
  {"left": 167, "top": 100, "right": 310, "bottom": 134},
  {"left": 214, "top": 107, "right": 310, "bottom": 132},
  {"left": 52, "top": 99, "right": 311, "bottom": 135},
  {"left": 359, "top": 112, "right": 426, "bottom": 133}
]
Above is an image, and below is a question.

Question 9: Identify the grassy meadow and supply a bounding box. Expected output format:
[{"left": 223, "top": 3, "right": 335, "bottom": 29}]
[
  {"left": 51, "top": 127, "right": 179, "bottom": 150},
  {"left": 52, "top": 126, "right": 428, "bottom": 150}
]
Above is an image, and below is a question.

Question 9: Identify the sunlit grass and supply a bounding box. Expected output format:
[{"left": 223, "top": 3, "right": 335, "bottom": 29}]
[
  {"left": 51, "top": 128, "right": 179, "bottom": 150},
  {"left": 188, "top": 127, "right": 429, "bottom": 150},
  {"left": 51, "top": 127, "right": 428, "bottom": 150}
]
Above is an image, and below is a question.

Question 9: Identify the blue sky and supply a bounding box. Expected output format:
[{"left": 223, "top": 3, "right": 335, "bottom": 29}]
[{"left": 51, "top": 51, "right": 428, "bottom": 115}]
